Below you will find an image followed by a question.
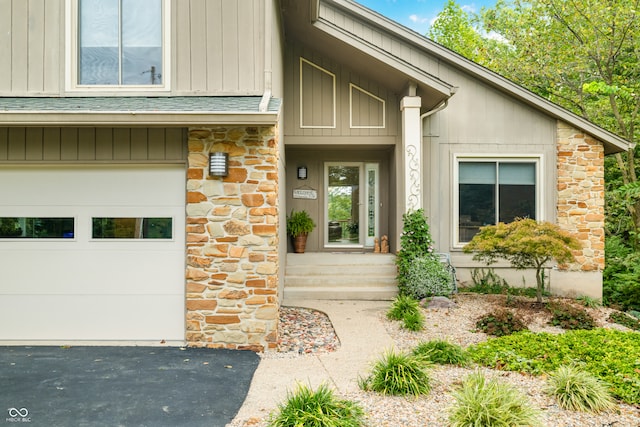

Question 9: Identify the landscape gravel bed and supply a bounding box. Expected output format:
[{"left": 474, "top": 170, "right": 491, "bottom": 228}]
[{"left": 234, "top": 294, "right": 640, "bottom": 426}]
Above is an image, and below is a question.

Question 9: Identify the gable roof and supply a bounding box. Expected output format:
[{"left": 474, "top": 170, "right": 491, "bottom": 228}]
[{"left": 285, "top": 0, "right": 630, "bottom": 154}]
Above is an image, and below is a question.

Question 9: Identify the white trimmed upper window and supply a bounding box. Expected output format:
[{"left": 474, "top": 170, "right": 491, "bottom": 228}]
[
  {"left": 454, "top": 156, "right": 542, "bottom": 245},
  {"left": 67, "top": 0, "right": 170, "bottom": 91}
]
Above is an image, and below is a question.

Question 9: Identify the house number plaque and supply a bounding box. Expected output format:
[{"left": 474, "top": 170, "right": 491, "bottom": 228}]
[{"left": 293, "top": 189, "right": 317, "bottom": 200}]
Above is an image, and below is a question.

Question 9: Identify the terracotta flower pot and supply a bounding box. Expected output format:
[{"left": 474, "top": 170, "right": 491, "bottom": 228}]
[{"left": 292, "top": 234, "right": 308, "bottom": 253}]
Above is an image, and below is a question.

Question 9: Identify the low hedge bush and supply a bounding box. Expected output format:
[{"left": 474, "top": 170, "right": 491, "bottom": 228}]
[{"left": 468, "top": 328, "right": 640, "bottom": 404}]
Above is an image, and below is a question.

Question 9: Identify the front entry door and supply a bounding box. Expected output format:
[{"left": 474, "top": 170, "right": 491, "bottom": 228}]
[{"left": 325, "top": 162, "right": 379, "bottom": 248}]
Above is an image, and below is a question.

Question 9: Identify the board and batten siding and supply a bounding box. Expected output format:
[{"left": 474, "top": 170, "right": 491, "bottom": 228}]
[
  {"left": 173, "top": 0, "right": 267, "bottom": 95},
  {"left": 423, "top": 63, "right": 558, "bottom": 251},
  {"left": 283, "top": 44, "right": 399, "bottom": 139},
  {"left": 0, "top": 0, "right": 64, "bottom": 95},
  {"left": 0, "top": 127, "right": 187, "bottom": 162},
  {"left": 0, "top": 0, "right": 274, "bottom": 96}
]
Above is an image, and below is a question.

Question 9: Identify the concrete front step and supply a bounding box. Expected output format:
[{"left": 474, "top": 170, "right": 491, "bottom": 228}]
[
  {"left": 284, "top": 252, "right": 398, "bottom": 300},
  {"left": 283, "top": 286, "right": 398, "bottom": 300},
  {"left": 284, "top": 275, "right": 397, "bottom": 288}
]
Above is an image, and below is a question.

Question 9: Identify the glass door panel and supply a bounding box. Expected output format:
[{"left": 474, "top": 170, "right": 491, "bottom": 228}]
[
  {"left": 326, "top": 164, "right": 361, "bottom": 246},
  {"left": 365, "top": 163, "right": 379, "bottom": 247}
]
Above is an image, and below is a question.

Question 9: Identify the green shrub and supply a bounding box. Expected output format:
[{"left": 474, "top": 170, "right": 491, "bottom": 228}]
[
  {"left": 603, "top": 235, "right": 640, "bottom": 311},
  {"left": 547, "top": 301, "right": 596, "bottom": 330},
  {"left": 629, "top": 310, "right": 640, "bottom": 320},
  {"left": 387, "top": 295, "right": 420, "bottom": 321},
  {"left": 608, "top": 311, "right": 640, "bottom": 331},
  {"left": 448, "top": 371, "right": 541, "bottom": 427},
  {"left": 475, "top": 309, "right": 528, "bottom": 337},
  {"left": 412, "top": 340, "right": 468, "bottom": 366},
  {"left": 268, "top": 383, "right": 365, "bottom": 427},
  {"left": 396, "top": 209, "right": 439, "bottom": 296},
  {"left": 404, "top": 256, "right": 454, "bottom": 298},
  {"left": 467, "top": 329, "right": 640, "bottom": 404},
  {"left": 546, "top": 365, "right": 616, "bottom": 413},
  {"left": 359, "top": 350, "right": 431, "bottom": 396}
]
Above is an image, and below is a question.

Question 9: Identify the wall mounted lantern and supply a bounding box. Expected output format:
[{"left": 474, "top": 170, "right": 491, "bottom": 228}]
[
  {"left": 297, "top": 166, "right": 308, "bottom": 180},
  {"left": 209, "top": 152, "right": 229, "bottom": 177}
]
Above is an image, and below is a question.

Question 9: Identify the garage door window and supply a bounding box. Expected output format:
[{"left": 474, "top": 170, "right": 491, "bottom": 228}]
[
  {"left": 92, "top": 217, "right": 172, "bottom": 239},
  {"left": 0, "top": 217, "right": 75, "bottom": 238}
]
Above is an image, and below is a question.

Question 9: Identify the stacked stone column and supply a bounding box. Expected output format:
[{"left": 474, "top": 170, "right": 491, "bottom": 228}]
[
  {"left": 556, "top": 122, "right": 605, "bottom": 272},
  {"left": 185, "top": 126, "right": 279, "bottom": 351}
]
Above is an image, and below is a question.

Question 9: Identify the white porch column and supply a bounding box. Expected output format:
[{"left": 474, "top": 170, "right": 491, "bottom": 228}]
[{"left": 401, "top": 96, "right": 422, "bottom": 211}]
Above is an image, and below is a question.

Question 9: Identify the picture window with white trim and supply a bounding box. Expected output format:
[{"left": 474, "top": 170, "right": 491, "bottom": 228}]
[
  {"left": 68, "top": 0, "right": 170, "bottom": 90},
  {"left": 456, "top": 159, "right": 539, "bottom": 243}
]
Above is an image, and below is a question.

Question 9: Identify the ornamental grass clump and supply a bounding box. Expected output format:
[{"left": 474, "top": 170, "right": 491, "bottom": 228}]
[
  {"left": 387, "top": 295, "right": 425, "bottom": 331},
  {"left": 546, "top": 365, "right": 616, "bottom": 413},
  {"left": 412, "top": 340, "right": 469, "bottom": 366},
  {"left": 448, "top": 371, "right": 541, "bottom": 427},
  {"left": 359, "top": 349, "right": 431, "bottom": 397},
  {"left": 387, "top": 295, "right": 420, "bottom": 321},
  {"left": 268, "top": 383, "right": 365, "bottom": 427}
]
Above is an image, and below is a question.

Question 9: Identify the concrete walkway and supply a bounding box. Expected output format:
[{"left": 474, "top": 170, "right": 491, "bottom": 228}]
[{"left": 230, "top": 299, "right": 395, "bottom": 423}]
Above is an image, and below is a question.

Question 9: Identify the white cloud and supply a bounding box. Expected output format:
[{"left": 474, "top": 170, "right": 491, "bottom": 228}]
[{"left": 409, "top": 14, "right": 429, "bottom": 24}]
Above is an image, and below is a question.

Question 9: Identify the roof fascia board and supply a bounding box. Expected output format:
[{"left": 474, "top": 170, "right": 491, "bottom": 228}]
[
  {"left": 313, "top": 19, "right": 454, "bottom": 97},
  {"left": 324, "top": 0, "right": 630, "bottom": 153},
  {"left": 0, "top": 112, "right": 280, "bottom": 127}
]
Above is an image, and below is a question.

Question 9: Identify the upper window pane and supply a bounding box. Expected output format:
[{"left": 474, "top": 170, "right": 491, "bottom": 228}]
[
  {"left": 0, "top": 218, "right": 74, "bottom": 239},
  {"left": 92, "top": 217, "right": 172, "bottom": 239},
  {"left": 458, "top": 161, "right": 537, "bottom": 243},
  {"left": 79, "top": 0, "right": 163, "bottom": 86}
]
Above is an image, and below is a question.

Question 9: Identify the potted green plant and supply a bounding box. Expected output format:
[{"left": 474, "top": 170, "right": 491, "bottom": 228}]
[{"left": 287, "top": 209, "right": 316, "bottom": 253}]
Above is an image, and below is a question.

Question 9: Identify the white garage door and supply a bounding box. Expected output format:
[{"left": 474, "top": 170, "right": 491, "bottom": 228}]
[{"left": 0, "top": 165, "right": 185, "bottom": 342}]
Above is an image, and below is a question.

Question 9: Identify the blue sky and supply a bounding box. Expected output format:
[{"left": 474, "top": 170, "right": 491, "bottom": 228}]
[{"left": 356, "top": 0, "right": 496, "bottom": 34}]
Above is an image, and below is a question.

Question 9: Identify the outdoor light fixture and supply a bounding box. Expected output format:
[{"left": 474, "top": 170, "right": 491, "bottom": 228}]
[
  {"left": 297, "top": 166, "right": 308, "bottom": 180},
  {"left": 209, "top": 152, "right": 229, "bottom": 177}
]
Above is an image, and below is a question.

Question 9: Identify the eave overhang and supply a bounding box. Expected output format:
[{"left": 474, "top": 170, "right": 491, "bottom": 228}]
[
  {"left": 0, "top": 97, "right": 281, "bottom": 127},
  {"left": 317, "top": 0, "right": 631, "bottom": 155}
]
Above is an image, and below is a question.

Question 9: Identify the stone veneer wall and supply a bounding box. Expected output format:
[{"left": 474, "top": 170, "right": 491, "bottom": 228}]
[
  {"left": 556, "top": 121, "right": 605, "bottom": 272},
  {"left": 185, "top": 126, "right": 279, "bottom": 351}
]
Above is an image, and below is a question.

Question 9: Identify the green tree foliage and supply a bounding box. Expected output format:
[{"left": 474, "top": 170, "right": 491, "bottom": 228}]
[
  {"left": 427, "top": 0, "right": 498, "bottom": 63},
  {"left": 463, "top": 219, "right": 581, "bottom": 302},
  {"left": 430, "top": 0, "right": 640, "bottom": 307}
]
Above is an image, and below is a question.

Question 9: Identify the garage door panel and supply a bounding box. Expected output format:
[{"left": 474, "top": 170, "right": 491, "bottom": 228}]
[
  {"left": 0, "top": 166, "right": 185, "bottom": 206},
  {"left": 0, "top": 165, "right": 186, "bottom": 342},
  {"left": 0, "top": 250, "right": 184, "bottom": 294},
  {"left": 0, "top": 295, "right": 184, "bottom": 341}
]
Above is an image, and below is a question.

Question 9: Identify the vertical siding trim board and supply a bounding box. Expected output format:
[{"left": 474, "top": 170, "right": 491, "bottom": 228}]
[
  {"left": 556, "top": 121, "right": 605, "bottom": 272},
  {"left": 349, "top": 83, "right": 386, "bottom": 129},
  {"left": 299, "top": 57, "right": 336, "bottom": 129},
  {"left": 185, "top": 125, "right": 279, "bottom": 351}
]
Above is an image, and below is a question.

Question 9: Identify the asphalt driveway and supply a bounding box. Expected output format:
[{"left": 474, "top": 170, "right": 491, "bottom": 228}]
[{"left": 1, "top": 346, "right": 260, "bottom": 427}]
